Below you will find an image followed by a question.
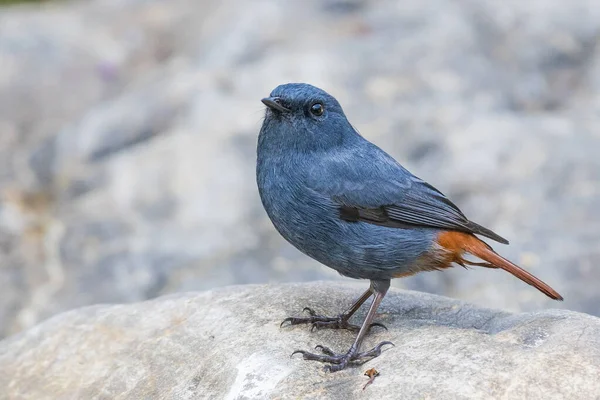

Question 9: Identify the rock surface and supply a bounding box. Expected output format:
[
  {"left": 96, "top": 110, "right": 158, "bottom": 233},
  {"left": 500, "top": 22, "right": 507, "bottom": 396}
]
[
  {"left": 1, "top": 0, "right": 600, "bottom": 339},
  {"left": 1, "top": 282, "right": 599, "bottom": 399}
]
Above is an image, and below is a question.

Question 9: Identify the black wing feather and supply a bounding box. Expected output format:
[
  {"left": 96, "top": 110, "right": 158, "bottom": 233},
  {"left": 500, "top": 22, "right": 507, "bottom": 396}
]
[
  {"left": 339, "top": 179, "right": 509, "bottom": 244},
  {"left": 309, "top": 144, "right": 509, "bottom": 245}
]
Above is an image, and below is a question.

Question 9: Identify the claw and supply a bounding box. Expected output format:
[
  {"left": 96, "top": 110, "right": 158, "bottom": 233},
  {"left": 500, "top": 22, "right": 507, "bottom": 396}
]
[
  {"left": 315, "top": 344, "right": 335, "bottom": 356},
  {"left": 290, "top": 350, "right": 307, "bottom": 359},
  {"left": 302, "top": 307, "right": 317, "bottom": 316},
  {"left": 280, "top": 318, "right": 293, "bottom": 328},
  {"left": 369, "top": 322, "right": 388, "bottom": 331}
]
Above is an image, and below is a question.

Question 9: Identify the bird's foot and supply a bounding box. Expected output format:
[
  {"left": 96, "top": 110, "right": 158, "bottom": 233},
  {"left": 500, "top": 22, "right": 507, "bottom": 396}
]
[
  {"left": 280, "top": 307, "right": 386, "bottom": 332},
  {"left": 291, "top": 341, "right": 394, "bottom": 372}
]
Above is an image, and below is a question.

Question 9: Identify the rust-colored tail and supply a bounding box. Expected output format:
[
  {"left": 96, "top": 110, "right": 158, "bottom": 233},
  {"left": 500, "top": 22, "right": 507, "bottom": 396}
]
[{"left": 438, "top": 232, "right": 563, "bottom": 301}]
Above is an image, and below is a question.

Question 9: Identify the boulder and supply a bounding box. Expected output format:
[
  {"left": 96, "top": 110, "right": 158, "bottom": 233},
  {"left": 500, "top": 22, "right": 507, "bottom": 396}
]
[
  {"left": 1, "top": 0, "right": 600, "bottom": 340},
  {"left": 1, "top": 282, "right": 599, "bottom": 399}
]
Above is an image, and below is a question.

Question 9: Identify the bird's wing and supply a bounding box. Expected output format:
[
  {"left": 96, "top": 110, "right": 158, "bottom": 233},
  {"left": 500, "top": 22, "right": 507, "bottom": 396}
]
[{"left": 307, "top": 144, "right": 508, "bottom": 244}]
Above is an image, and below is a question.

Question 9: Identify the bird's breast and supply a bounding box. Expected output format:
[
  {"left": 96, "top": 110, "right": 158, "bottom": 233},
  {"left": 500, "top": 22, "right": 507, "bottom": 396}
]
[{"left": 257, "top": 156, "right": 337, "bottom": 242}]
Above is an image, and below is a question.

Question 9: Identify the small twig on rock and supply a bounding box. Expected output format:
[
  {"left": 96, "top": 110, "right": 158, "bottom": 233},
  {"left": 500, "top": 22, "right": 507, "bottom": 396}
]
[{"left": 362, "top": 368, "right": 379, "bottom": 390}]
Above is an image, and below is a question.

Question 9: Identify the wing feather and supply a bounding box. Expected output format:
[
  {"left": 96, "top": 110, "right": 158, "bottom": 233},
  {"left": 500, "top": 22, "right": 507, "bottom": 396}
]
[{"left": 309, "top": 144, "right": 508, "bottom": 244}]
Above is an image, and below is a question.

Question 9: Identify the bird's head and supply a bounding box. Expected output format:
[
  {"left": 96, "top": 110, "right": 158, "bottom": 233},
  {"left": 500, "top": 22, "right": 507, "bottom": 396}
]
[{"left": 259, "top": 83, "right": 357, "bottom": 153}]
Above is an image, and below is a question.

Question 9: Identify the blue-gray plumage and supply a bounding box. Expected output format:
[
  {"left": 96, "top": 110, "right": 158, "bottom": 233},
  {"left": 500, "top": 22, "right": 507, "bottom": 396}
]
[{"left": 256, "top": 83, "right": 562, "bottom": 372}]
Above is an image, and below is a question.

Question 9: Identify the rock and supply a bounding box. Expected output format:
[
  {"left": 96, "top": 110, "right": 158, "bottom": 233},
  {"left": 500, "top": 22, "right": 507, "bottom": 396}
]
[
  {"left": 1, "top": 0, "right": 600, "bottom": 339},
  {"left": 1, "top": 282, "right": 599, "bottom": 399}
]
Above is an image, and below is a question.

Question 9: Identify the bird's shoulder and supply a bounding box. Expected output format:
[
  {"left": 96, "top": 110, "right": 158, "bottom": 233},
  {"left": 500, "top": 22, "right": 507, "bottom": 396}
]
[
  {"left": 305, "top": 141, "right": 467, "bottom": 219},
  {"left": 306, "top": 142, "right": 417, "bottom": 204}
]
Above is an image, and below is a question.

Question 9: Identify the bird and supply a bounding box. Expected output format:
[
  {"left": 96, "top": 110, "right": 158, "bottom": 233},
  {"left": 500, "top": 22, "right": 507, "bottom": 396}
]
[{"left": 256, "top": 83, "right": 563, "bottom": 372}]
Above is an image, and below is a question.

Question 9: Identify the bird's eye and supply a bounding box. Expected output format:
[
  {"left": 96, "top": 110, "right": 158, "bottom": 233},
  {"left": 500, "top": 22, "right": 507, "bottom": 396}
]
[{"left": 310, "top": 102, "right": 324, "bottom": 116}]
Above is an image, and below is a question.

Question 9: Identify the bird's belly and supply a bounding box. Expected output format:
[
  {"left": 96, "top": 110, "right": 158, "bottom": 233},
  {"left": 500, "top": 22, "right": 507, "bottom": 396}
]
[{"left": 267, "top": 198, "right": 438, "bottom": 280}]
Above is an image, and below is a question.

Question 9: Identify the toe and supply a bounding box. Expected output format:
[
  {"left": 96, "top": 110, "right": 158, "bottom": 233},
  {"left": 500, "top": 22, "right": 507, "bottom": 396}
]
[
  {"left": 354, "top": 341, "right": 395, "bottom": 359},
  {"left": 314, "top": 344, "right": 335, "bottom": 356},
  {"left": 326, "top": 360, "right": 349, "bottom": 372}
]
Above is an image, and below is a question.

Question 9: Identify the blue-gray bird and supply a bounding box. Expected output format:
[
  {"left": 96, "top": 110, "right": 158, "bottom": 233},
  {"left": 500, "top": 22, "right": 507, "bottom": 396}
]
[{"left": 256, "top": 83, "right": 562, "bottom": 372}]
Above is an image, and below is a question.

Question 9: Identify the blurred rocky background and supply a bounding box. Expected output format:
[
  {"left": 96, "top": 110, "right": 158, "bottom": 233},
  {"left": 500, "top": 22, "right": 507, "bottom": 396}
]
[{"left": 0, "top": 0, "right": 598, "bottom": 339}]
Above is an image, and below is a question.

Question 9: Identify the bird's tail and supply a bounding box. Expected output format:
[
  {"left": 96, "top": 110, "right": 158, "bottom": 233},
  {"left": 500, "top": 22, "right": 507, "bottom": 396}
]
[
  {"left": 437, "top": 231, "right": 563, "bottom": 301},
  {"left": 461, "top": 236, "right": 563, "bottom": 301}
]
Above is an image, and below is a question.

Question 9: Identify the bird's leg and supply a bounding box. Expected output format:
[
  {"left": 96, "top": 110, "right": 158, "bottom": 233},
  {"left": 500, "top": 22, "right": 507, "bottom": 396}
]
[
  {"left": 281, "top": 287, "right": 386, "bottom": 332},
  {"left": 291, "top": 280, "right": 394, "bottom": 372}
]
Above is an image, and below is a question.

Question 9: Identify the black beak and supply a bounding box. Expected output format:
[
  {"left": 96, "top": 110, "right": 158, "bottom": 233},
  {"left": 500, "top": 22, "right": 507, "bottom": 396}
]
[{"left": 261, "top": 97, "right": 290, "bottom": 113}]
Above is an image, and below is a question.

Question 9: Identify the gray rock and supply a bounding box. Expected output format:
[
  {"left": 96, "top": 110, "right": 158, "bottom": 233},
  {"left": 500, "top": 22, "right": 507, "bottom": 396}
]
[
  {"left": 1, "top": 0, "right": 600, "bottom": 339},
  {"left": 1, "top": 282, "right": 599, "bottom": 399}
]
